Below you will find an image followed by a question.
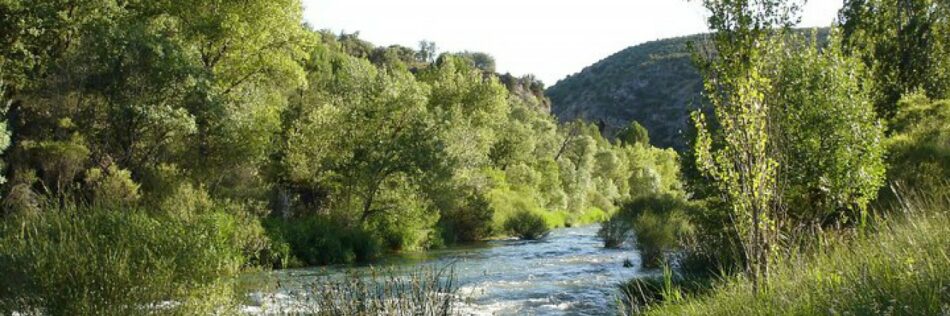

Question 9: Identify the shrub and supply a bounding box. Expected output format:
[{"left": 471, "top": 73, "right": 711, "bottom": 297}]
[
  {"left": 639, "top": 190, "right": 950, "bottom": 316},
  {"left": 600, "top": 194, "right": 696, "bottom": 267},
  {"left": 84, "top": 165, "right": 141, "bottom": 209},
  {"left": 264, "top": 215, "right": 382, "bottom": 265},
  {"left": 766, "top": 36, "right": 887, "bottom": 223},
  {"left": 599, "top": 216, "right": 633, "bottom": 248},
  {"left": 633, "top": 209, "right": 693, "bottom": 268},
  {"left": 503, "top": 210, "right": 550, "bottom": 240},
  {"left": 0, "top": 207, "right": 246, "bottom": 314},
  {"left": 438, "top": 191, "right": 494, "bottom": 243}
]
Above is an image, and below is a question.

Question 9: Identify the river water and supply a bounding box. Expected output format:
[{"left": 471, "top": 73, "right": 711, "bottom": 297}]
[{"left": 244, "top": 224, "right": 646, "bottom": 315}]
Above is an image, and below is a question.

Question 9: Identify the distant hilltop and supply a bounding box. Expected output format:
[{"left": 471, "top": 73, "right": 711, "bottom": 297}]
[{"left": 547, "top": 28, "right": 829, "bottom": 150}]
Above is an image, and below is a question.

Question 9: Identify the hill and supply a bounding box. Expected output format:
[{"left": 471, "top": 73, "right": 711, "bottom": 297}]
[
  {"left": 546, "top": 34, "right": 705, "bottom": 150},
  {"left": 547, "top": 29, "right": 829, "bottom": 150}
]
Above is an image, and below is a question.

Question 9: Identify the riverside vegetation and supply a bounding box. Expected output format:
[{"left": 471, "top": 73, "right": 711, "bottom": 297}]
[
  {"left": 599, "top": 0, "right": 950, "bottom": 315},
  {"left": 0, "top": 0, "right": 948, "bottom": 315},
  {"left": 0, "top": 0, "right": 681, "bottom": 313}
]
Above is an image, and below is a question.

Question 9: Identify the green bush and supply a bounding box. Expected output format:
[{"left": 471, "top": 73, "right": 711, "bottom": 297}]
[
  {"left": 264, "top": 215, "right": 382, "bottom": 265},
  {"left": 83, "top": 165, "right": 141, "bottom": 209},
  {"left": 503, "top": 210, "right": 550, "bottom": 240},
  {"left": 438, "top": 191, "right": 495, "bottom": 243},
  {"left": 598, "top": 215, "right": 633, "bottom": 248},
  {"left": 0, "top": 207, "right": 246, "bottom": 315},
  {"left": 633, "top": 209, "right": 693, "bottom": 268},
  {"left": 599, "top": 194, "right": 696, "bottom": 268},
  {"left": 639, "top": 191, "right": 950, "bottom": 316}
]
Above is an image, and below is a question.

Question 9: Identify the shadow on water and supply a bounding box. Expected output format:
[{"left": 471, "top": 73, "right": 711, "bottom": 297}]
[{"left": 244, "top": 224, "right": 645, "bottom": 315}]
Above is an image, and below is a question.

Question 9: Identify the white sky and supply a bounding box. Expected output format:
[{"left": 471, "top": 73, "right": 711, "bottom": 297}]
[{"left": 301, "top": 0, "right": 844, "bottom": 86}]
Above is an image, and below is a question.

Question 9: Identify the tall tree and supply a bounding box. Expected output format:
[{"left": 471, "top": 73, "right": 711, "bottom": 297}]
[
  {"left": 838, "top": 0, "right": 950, "bottom": 119},
  {"left": 691, "top": 0, "right": 802, "bottom": 291}
]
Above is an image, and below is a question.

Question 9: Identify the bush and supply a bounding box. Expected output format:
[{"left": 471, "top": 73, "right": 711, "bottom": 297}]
[
  {"left": 503, "top": 210, "right": 550, "bottom": 240},
  {"left": 599, "top": 194, "right": 696, "bottom": 268},
  {"left": 633, "top": 209, "right": 693, "bottom": 268},
  {"left": 598, "top": 215, "right": 632, "bottom": 248},
  {"left": 0, "top": 207, "right": 246, "bottom": 314},
  {"left": 264, "top": 215, "right": 382, "bottom": 265},
  {"left": 84, "top": 165, "right": 141, "bottom": 209},
  {"left": 438, "top": 191, "right": 494, "bottom": 243},
  {"left": 639, "top": 190, "right": 950, "bottom": 315}
]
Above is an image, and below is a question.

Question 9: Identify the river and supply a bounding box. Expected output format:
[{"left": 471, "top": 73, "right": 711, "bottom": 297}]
[{"left": 243, "top": 224, "right": 646, "bottom": 315}]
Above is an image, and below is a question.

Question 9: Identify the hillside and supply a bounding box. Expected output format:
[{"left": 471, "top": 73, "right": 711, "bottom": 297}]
[
  {"left": 548, "top": 29, "right": 829, "bottom": 150},
  {"left": 547, "top": 34, "right": 705, "bottom": 150}
]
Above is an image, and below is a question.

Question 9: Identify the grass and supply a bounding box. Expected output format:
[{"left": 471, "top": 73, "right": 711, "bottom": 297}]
[
  {"left": 0, "top": 207, "right": 247, "bottom": 315},
  {"left": 634, "top": 191, "right": 950, "bottom": 315},
  {"left": 263, "top": 265, "right": 459, "bottom": 315}
]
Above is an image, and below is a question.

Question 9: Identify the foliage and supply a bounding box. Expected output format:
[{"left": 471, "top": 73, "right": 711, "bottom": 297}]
[
  {"left": 692, "top": 0, "right": 801, "bottom": 287},
  {"left": 838, "top": 0, "right": 950, "bottom": 119},
  {"left": 882, "top": 94, "right": 950, "bottom": 201},
  {"left": 0, "top": 207, "right": 247, "bottom": 315},
  {"left": 83, "top": 165, "right": 141, "bottom": 209},
  {"left": 264, "top": 215, "right": 382, "bottom": 266},
  {"left": 438, "top": 190, "right": 495, "bottom": 243},
  {"left": 598, "top": 215, "right": 633, "bottom": 248},
  {"left": 618, "top": 121, "right": 650, "bottom": 146},
  {"left": 636, "top": 190, "right": 950, "bottom": 316},
  {"left": 599, "top": 194, "right": 697, "bottom": 267},
  {"left": 764, "top": 33, "right": 886, "bottom": 224},
  {"left": 503, "top": 210, "right": 551, "bottom": 240}
]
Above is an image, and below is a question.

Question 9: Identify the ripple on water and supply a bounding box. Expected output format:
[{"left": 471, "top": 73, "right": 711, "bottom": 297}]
[{"left": 246, "top": 224, "right": 644, "bottom": 316}]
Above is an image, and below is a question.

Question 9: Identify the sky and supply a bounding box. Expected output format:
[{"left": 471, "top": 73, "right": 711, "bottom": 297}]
[{"left": 301, "top": 0, "right": 845, "bottom": 86}]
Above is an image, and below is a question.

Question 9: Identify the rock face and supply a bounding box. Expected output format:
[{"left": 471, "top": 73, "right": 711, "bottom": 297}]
[{"left": 546, "top": 34, "right": 705, "bottom": 150}]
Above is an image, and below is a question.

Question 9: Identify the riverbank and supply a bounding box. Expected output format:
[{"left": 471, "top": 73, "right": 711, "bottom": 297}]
[{"left": 630, "top": 194, "right": 950, "bottom": 315}]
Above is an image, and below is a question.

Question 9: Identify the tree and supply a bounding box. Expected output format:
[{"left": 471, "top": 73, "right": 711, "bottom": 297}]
[
  {"left": 417, "top": 40, "right": 438, "bottom": 63},
  {"left": 282, "top": 54, "right": 447, "bottom": 225},
  {"left": 617, "top": 120, "right": 650, "bottom": 146},
  {"left": 456, "top": 51, "right": 497, "bottom": 73},
  {"left": 691, "top": 0, "right": 802, "bottom": 290},
  {"left": 765, "top": 34, "right": 886, "bottom": 225},
  {"left": 0, "top": 82, "right": 9, "bottom": 186},
  {"left": 838, "top": 0, "right": 950, "bottom": 119}
]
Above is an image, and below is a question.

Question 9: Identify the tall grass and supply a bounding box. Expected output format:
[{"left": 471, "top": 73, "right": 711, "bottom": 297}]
[
  {"left": 267, "top": 265, "right": 459, "bottom": 315},
  {"left": 0, "top": 207, "right": 247, "bottom": 315},
  {"left": 631, "top": 190, "right": 950, "bottom": 315}
]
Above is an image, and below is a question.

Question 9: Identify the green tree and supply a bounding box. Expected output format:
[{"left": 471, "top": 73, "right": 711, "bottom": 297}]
[
  {"left": 618, "top": 121, "right": 650, "bottom": 146},
  {"left": 838, "top": 0, "right": 950, "bottom": 119},
  {"left": 691, "top": 0, "right": 802, "bottom": 290},
  {"left": 765, "top": 34, "right": 886, "bottom": 224},
  {"left": 417, "top": 40, "right": 438, "bottom": 63},
  {"left": 282, "top": 54, "right": 446, "bottom": 226}
]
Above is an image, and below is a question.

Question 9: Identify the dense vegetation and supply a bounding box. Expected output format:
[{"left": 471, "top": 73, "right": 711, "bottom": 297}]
[
  {"left": 0, "top": 0, "right": 946, "bottom": 314},
  {"left": 602, "top": 0, "right": 950, "bottom": 315},
  {"left": 0, "top": 0, "right": 683, "bottom": 312}
]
